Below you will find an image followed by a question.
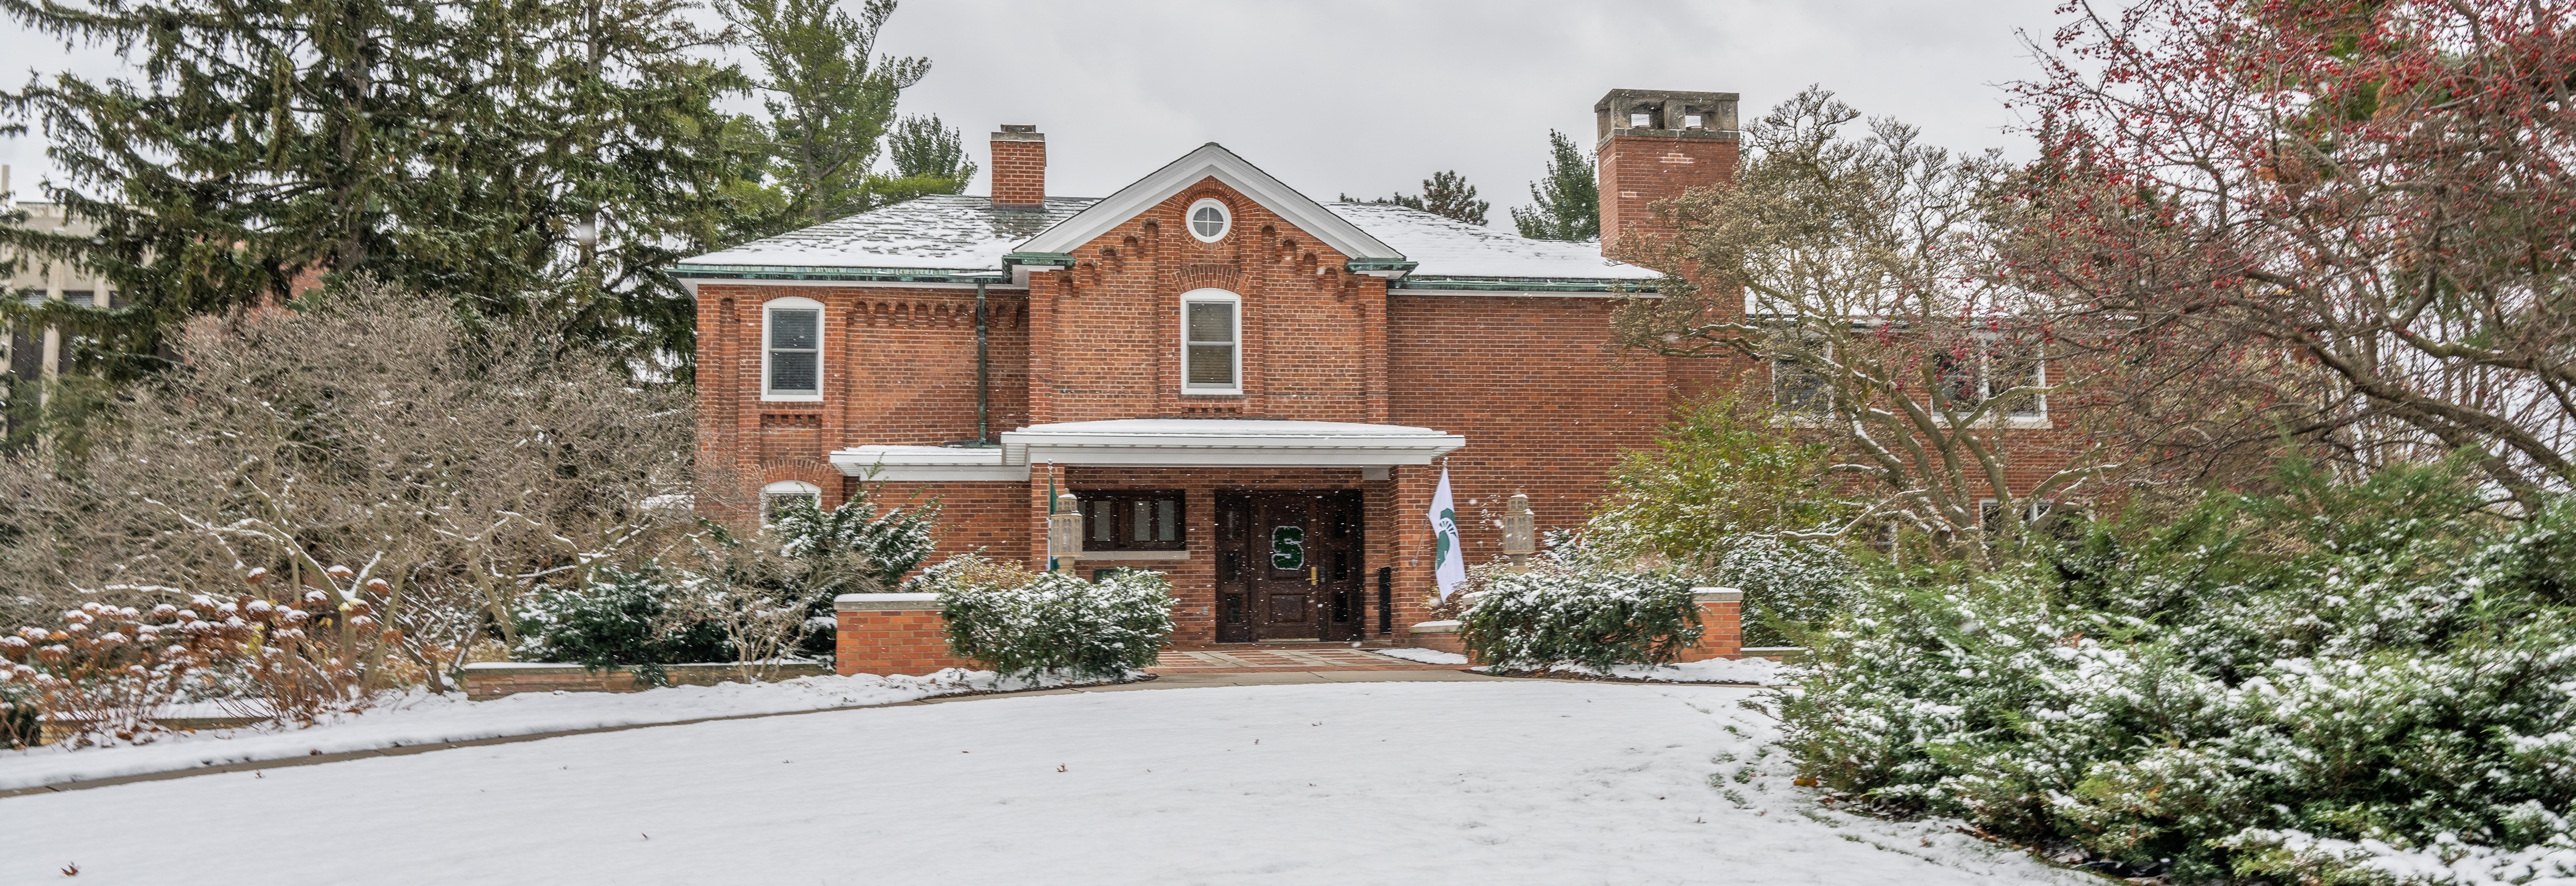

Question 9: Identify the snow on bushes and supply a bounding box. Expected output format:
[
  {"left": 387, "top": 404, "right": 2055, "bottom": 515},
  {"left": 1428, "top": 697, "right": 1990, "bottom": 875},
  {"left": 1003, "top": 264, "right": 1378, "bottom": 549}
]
[
  {"left": 513, "top": 565, "right": 732, "bottom": 686},
  {"left": 1767, "top": 461, "right": 2576, "bottom": 884},
  {"left": 1716, "top": 536, "right": 1855, "bottom": 648},
  {"left": 1, "top": 588, "right": 398, "bottom": 748},
  {"left": 1459, "top": 546, "right": 1702, "bottom": 673},
  {"left": 925, "top": 555, "right": 1174, "bottom": 679}
]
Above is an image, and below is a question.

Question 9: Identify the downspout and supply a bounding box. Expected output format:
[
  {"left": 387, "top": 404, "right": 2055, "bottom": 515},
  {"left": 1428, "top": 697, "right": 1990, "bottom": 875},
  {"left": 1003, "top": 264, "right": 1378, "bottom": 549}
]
[{"left": 975, "top": 279, "right": 990, "bottom": 444}]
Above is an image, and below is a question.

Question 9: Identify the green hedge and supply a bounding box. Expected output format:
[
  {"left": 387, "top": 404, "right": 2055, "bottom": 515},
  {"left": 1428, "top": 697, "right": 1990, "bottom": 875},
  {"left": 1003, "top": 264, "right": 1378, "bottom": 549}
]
[
  {"left": 1461, "top": 563, "right": 1701, "bottom": 672},
  {"left": 927, "top": 556, "right": 1174, "bottom": 679}
]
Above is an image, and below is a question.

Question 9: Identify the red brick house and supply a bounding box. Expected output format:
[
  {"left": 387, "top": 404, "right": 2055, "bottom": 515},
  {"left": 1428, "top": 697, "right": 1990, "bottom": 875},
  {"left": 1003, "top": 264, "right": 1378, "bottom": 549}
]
[{"left": 679, "top": 89, "right": 1760, "bottom": 657}]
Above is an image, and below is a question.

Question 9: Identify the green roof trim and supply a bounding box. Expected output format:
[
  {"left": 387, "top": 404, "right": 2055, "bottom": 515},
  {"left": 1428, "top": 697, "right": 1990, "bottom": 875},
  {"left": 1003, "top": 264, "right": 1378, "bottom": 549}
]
[
  {"left": 673, "top": 264, "right": 1007, "bottom": 284},
  {"left": 1343, "top": 259, "right": 1419, "bottom": 273},
  {"left": 1390, "top": 275, "right": 1660, "bottom": 294},
  {"left": 1001, "top": 251, "right": 1076, "bottom": 269}
]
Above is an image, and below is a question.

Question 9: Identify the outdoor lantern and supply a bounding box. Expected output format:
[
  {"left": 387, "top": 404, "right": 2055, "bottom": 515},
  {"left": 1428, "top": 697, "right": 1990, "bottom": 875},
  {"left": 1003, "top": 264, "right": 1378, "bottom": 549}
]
[
  {"left": 1047, "top": 491, "right": 1084, "bottom": 566},
  {"left": 1501, "top": 493, "right": 1537, "bottom": 570}
]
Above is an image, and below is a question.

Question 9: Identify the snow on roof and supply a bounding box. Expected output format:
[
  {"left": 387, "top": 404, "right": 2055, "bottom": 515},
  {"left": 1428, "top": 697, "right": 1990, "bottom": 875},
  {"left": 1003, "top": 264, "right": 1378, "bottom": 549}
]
[
  {"left": 675, "top": 192, "right": 1663, "bottom": 283},
  {"left": 1326, "top": 201, "right": 1661, "bottom": 280},
  {"left": 679, "top": 195, "right": 1097, "bottom": 272}
]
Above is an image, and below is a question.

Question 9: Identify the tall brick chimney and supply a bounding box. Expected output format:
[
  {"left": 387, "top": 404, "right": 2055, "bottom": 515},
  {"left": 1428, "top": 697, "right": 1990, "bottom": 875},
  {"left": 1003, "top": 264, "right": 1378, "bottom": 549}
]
[
  {"left": 990, "top": 124, "right": 1045, "bottom": 206},
  {"left": 1593, "top": 89, "right": 1739, "bottom": 259}
]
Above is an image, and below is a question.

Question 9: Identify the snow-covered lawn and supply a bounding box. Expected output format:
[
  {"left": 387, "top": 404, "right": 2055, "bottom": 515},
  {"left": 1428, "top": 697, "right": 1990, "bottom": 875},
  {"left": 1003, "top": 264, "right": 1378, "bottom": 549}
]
[
  {"left": 0, "top": 669, "right": 1091, "bottom": 792},
  {"left": 1369, "top": 647, "right": 1791, "bottom": 685},
  {"left": 4, "top": 681, "right": 2097, "bottom": 885}
]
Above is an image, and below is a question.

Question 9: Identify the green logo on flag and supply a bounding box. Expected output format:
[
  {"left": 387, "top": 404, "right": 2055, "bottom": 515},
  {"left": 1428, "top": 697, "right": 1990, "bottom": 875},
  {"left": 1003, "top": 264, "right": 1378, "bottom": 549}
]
[{"left": 1433, "top": 506, "right": 1458, "bottom": 568}]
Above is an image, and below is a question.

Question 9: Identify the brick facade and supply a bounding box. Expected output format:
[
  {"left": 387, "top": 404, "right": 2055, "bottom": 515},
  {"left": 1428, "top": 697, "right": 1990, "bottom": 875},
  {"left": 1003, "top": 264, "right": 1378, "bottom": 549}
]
[{"left": 684, "top": 88, "right": 2069, "bottom": 672}]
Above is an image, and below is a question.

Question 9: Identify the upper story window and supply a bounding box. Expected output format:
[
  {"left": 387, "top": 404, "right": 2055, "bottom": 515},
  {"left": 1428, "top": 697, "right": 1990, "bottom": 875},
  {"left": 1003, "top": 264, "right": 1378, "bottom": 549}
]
[
  {"left": 763, "top": 297, "right": 823, "bottom": 401},
  {"left": 1772, "top": 358, "right": 1828, "bottom": 416},
  {"left": 1187, "top": 198, "right": 1231, "bottom": 242},
  {"left": 1180, "top": 288, "right": 1241, "bottom": 395}
]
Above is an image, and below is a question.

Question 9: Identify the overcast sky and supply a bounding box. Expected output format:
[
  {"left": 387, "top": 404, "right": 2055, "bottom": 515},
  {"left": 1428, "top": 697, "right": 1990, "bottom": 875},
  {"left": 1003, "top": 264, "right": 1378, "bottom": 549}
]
[{"left": 1, "top": 0, "right": 2065, "bottom": 219}]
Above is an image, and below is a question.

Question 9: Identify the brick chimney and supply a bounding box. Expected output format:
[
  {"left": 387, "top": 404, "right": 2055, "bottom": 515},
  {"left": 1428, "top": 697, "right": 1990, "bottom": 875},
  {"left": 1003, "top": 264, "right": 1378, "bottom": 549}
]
[
  {"left": 990, "top": 124, "right": 1045, "bottom": 206},
  {"left": 1593, "top": 89, "right": 1738, "bottom": 259}
]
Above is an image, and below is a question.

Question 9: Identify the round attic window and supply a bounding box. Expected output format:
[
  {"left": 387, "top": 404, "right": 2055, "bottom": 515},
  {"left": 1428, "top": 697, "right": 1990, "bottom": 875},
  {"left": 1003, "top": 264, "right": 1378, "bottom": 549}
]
[{"left": 1187, "top": 198, "right": 1231, "bottom": 242}]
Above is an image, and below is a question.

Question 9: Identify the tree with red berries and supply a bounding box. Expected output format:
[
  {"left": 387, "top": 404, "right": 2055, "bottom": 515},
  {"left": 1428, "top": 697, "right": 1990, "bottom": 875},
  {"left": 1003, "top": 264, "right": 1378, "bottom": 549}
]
[{"left": 2002, "top": 0, "right": 2576, "bottom": 506}]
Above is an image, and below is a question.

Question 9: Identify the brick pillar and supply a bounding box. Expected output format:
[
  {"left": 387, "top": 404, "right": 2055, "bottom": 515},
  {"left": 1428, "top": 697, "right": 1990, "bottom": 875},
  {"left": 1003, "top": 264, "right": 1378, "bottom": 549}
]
[
  {"left": 1592, "top": 89, "right": 1739, "bottom": 260},
  {"left": 1675, "top": 587, "right": 1743, "bottom": 662},
  {"left": 834, "top": 594, "right": 982, "bottom": 676},
  {"left": 990, "top": 125, "right": 1045, "bottom": 206}
]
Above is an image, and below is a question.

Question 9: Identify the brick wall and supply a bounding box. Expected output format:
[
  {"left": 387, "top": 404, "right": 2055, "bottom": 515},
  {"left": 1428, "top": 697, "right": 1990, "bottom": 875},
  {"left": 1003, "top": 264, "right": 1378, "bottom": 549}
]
[
  {"left": 695, "top": 282, "right": 1029, "bottom": 512},
  {"left": 1381, "top": 293, "right": 1681, "bottom": 630},
  {"left": 835, "top": 606, "right": 982, "bottom": 676}
]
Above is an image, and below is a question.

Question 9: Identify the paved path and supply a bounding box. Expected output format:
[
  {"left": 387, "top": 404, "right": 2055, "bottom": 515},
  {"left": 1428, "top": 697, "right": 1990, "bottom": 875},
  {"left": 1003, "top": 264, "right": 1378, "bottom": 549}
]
[{"left": 3, "top": 663, "right": 1502, "bottom": 798}]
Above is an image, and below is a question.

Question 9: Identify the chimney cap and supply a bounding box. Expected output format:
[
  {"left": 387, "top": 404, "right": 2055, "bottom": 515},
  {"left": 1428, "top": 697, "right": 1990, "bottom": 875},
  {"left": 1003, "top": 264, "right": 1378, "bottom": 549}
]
[
  {"left": 993, "top": 124, "right": 1044, "bottom": 141},
  {"left": 1594, "top": 88, "right": 1739, "bottom": 142}
]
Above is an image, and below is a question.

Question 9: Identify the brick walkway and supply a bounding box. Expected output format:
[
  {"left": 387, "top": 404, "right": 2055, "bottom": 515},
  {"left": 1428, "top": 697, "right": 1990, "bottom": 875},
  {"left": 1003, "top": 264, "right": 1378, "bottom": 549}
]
[{"left": 1151, "top": 647, "right": 1457, "bottom": 673}]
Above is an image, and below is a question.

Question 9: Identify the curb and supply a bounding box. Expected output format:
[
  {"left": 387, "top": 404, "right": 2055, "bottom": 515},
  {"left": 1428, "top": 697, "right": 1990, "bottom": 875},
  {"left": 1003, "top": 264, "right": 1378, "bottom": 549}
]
[{"left": 0, "top": 675, "right": 1160, "bottom": 799}]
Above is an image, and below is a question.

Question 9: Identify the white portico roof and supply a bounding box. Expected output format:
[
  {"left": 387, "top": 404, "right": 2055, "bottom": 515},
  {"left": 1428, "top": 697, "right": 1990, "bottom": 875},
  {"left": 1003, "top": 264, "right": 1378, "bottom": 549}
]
[{"left": 829, "top": 419, "right": 1464, "bottom": 480}]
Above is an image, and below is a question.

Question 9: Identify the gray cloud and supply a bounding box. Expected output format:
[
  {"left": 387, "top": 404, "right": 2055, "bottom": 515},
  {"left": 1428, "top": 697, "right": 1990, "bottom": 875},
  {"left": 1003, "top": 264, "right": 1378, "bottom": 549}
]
[{"left": 3, "top": 0, "right": 2061, "bottom": 218}]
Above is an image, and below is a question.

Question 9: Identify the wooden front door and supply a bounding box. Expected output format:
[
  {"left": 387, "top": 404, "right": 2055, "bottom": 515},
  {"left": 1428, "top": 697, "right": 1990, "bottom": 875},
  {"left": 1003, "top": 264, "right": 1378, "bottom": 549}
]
[{"left": 1214, "top": 492, "right": 1363, "bottom": 643}]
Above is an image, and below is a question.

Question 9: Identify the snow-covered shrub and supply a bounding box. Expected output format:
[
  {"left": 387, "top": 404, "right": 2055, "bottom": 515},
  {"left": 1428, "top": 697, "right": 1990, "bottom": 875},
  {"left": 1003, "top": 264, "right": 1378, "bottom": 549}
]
[
  {"left": 1769, "top": 460, "right": 2576, "bottom": 883},
  {"left": 514, "top": 565, "right": 732, "bottom": 685},
  {"left": 1715, "top": 536, "right": 1854, "bottom": 647},
  {"left": 1460, "top": 551, "right": 1701, "bottom": 673},
  {"left": 2, "top": 587, "right": 400, "bottom": 747},
  {"left": 927, "top": 555, "right": 1173, "bottom": 679},
  {"left": 771, "top": 491, "right": 940, "bottom": 592},
  {"left": 769, "top": 492, "right": 940, "bottom": 659}
]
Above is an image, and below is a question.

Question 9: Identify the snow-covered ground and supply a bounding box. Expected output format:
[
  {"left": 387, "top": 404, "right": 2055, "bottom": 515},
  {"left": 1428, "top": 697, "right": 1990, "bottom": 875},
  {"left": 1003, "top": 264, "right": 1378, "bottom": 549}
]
[
  {"left": 0, "top": 669, "right": 1092, "bottom": 791},
  {"left": 1369, "top": 648, "right": 1791, "bottom": 685},
  {"left": 1371, "top": 646, "right": 1471, "bottom": 665},
  {"left": 5, "top": 681, "right": 2096, "bottom": 885}
]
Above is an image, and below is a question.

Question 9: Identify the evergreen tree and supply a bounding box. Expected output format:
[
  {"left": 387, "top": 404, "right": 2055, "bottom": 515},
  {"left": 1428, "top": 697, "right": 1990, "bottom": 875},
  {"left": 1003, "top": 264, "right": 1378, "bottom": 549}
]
[
  {"left": 0, "top": 0, "right": 754, "bottom": 384},
  {"left": 725, "top": 0, "right": 925, "bottom": 233},
  {"left": 1341, "top": 170, "right": 1490, "bottom": 226},
  {"left": 887, "top": 114, "right": 976, "bottom": 187},
  {"left": 1511, "top": 130, "right": 1599, "bottom": 241}
]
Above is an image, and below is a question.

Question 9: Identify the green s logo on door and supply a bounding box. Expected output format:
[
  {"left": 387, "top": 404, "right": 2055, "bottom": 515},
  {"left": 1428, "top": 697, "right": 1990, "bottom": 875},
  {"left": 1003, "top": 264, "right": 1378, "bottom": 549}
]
[{"left": 1270, "top": 525, "right": 1305, "bottom": 570}]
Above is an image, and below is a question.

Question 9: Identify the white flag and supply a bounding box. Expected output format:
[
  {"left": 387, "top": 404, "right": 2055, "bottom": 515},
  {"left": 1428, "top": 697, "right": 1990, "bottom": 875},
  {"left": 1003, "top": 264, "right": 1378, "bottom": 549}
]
[{"left": 1429, "top": 467, "right": 1467, "bottom": 600}]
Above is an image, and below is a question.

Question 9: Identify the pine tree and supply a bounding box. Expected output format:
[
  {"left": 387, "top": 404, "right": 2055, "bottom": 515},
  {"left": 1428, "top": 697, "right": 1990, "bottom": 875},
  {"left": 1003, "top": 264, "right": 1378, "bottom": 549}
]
[
  {"left": 0, "top": 0, "right": 753, "bottom": 386},
  {"left": 1342, "top": 170, "right": 1490, "bottom": 226},
  {"left": 887, "top": 114, "right": 976, "bottom": 189},
  {"left": 1511, "top": 130, "right": 1600, "bottom": 241},
  {"left": 725, "top": 0, "right": 925, "bottom": 232}
]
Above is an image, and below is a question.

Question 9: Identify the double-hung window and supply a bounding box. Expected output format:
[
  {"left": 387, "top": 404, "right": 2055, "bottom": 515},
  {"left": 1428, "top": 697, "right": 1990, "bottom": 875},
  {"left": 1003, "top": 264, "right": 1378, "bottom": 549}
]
[
  {"left": 764, "top": 298, "right": 823, "bottom": 401},
  {"left": 1180, "top": 288, "right": 1240, "bottom": 395}
]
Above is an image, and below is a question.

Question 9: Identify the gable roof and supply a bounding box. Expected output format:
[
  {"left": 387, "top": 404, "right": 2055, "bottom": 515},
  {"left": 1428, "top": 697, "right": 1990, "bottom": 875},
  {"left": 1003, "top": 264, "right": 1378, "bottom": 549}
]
[
  {"left": 671, "top": 145, "right": 1665, "bottom": 290},
  {"left": 1014, "top": 143, "right": 1401, "bottom": 261}
]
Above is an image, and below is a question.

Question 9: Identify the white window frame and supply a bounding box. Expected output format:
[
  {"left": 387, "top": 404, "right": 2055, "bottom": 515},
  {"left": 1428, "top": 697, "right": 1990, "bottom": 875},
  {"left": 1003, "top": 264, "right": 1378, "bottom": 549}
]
[
  {"left": 762, "top": 296, "right": 825, "bottom": 402},
  {"left": 760, "top": 480, "right": 822, "bottom": 524},
  {"left": 1185, "top": 197, "right": 1231, "bottom": 243},
  {"left": 1178, "top": 288, "right": 1242, "bottom": 396}
]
